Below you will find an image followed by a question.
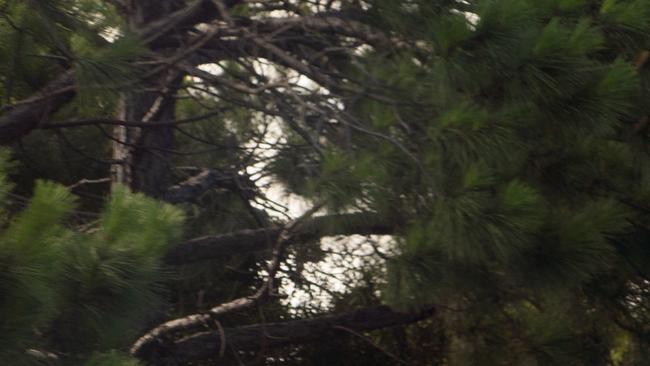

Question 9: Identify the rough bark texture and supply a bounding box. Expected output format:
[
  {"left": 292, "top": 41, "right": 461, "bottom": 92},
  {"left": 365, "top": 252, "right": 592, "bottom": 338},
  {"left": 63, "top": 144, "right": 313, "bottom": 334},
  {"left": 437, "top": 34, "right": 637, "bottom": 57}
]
[
  {"left": 111, "top": 83, "right": 179, "bottom": 197},
  {"left": 111, "top": 1, "right": 187, "bottom": 196},
  {"left": 134, "top": 305, "right": 436, "bottom": 365}
]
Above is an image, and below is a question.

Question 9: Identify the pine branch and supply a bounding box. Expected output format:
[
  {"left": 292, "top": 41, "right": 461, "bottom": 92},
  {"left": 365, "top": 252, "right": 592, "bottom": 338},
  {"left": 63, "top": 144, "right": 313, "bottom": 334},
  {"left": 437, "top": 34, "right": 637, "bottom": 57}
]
[
  {"left": 163, "top": 212, "right": 397, "bottom": 265},
  {"left": 0, "top": 0, "right": 221, "bottom": 144},
  {"left": 0, "top": 70, "right": 76, "bottom": 144},
  {"left": 134, "top": 304, "right": 435, "bottom": 364},
  {"left": 133, "top": 204, "right": 324, "bottom": 359},
  {"left": 0, "top": 5, "right": 390, "bottom": 144}
]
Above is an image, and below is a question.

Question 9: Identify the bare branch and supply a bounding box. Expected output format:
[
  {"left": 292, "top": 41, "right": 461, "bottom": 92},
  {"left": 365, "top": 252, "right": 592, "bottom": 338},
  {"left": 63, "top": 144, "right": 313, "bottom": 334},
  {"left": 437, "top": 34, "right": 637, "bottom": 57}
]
[
  {"left": 133, "top": 204, "right": 324, "bottom": 358},
  {"left": 163, "top": 212, "right": 397, "bottom": 265},
  {"left": 134, "top": 304, "right": 436, "bottom": 364},
  {"left": 0, "top": 0, "right": 224, "bottom": 144},
  {"left": 0, "top": 70, "right": 75, "bottom": 144}
]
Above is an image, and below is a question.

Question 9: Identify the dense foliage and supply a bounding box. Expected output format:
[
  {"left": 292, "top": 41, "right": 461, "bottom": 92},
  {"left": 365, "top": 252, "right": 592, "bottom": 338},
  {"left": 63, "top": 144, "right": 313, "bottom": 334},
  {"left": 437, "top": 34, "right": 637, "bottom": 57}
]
[
  {"left": 0, "top": 0, "right": 649, "bottom": 365},
  {"left": 347, "top": 1, "right": 650, "bottom": 364},
  {"left": 0, "top": 152, "right": 183, "bottom": 365}
]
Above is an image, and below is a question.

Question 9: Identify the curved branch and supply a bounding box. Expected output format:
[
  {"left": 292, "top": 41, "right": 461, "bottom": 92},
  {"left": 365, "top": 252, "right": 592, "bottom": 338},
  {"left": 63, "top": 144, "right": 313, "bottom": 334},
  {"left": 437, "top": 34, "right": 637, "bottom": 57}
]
[
  {"left": 0, "top": 6, "right": 392, "bottom": 144},
  {"left": 133, "top": 205, "right": 324, "bottom": 359},
  {"left": 0, "top": 0, "right": 222, "bottom": 144},
  {"left": 133, "top": 210, "right": 395, "bottom": 356},
  {"left": 0, "top": 70, "right": 76, "bottom": 144},
  {"left": 134, "top": 304, "right": 435, "bottom": 364}
]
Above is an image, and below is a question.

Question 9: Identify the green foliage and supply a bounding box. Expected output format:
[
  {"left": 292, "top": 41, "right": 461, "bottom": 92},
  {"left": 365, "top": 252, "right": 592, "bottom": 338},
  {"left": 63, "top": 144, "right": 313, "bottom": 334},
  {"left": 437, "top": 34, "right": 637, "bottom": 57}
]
[
  {"left": 0, "top": 153, "right": 183, "bottom": 364},
  {"left": 73, "top": 33, "right": 144, "bottom": 86},
  {"left": 53, "top": 186, "right": 183, "bottom": 354},
  {"left": 279, "top": 0, "right": 650, "bottom": 364},
  {"left": 73, "top": 32, "right": 145, "bottom": 110},
  {"left": 1, "top": 0, "right": 650, "bottom": 364},
  {"left": 0, "top": 0, "right": 126, "bottom": 110},
  {"left": 0, "top": 180, "right": 74, "bottom": 362}
]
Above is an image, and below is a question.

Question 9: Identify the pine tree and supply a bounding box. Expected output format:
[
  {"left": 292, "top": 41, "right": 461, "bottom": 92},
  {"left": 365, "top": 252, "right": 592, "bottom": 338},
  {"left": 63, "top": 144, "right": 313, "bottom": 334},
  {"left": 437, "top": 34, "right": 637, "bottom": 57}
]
[
  {"left": 1, "top": 0, "right": 650, "bottom": 365},
  {"left": 279, "top": 0, "right": 650, "bottom": 364},
  {"left": 0, "top": 151, "right": 182, "bottom": 365}
]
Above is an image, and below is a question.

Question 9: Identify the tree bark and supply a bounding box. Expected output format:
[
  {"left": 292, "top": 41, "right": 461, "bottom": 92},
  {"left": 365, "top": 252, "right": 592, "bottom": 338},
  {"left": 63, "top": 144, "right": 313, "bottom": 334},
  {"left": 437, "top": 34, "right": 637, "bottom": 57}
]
[
  {"left": 0, "top": 70, "right": 75, "bottom": 145},
  {"left": 133, "top": 304, "right": 435, "bottom": 365},
  {"left": 163, "top": 212, "right": 397, "bottom": 265},
  {"left": 111, "top": 81, "right": 179, "bottom": 197},
  {"left": 111, "top": 1, "right": 188, "bottom": 196}
]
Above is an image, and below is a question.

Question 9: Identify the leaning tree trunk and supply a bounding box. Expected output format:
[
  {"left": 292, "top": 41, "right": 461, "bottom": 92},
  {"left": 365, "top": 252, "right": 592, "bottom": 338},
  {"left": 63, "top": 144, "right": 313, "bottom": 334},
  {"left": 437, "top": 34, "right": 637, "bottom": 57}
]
[{"left": 110, "top": 0, "right": 184, "bottom": 198}]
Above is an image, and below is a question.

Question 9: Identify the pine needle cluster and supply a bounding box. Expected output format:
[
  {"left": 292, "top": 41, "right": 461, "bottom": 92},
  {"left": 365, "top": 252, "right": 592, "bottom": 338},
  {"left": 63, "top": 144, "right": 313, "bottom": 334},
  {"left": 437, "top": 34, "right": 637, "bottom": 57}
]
[
  {"left": 268, "top": 0, "right": 650, "bottom": 363},
  {"left": 0, "top": 152, "right": 183, "bottom": 365}
]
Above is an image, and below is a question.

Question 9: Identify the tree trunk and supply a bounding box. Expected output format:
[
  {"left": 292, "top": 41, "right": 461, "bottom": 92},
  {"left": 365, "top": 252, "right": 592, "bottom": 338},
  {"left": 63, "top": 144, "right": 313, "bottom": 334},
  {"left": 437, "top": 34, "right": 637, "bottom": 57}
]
[
  {"left": 111, "top": 1, "right": 184, "bottom": 197},
  {"left": 111, "top": 86, "right": 178, "bottom": 197}
]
